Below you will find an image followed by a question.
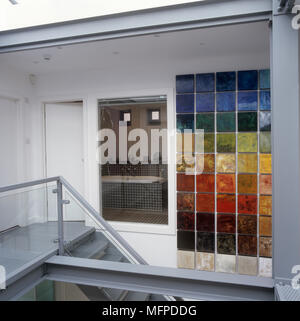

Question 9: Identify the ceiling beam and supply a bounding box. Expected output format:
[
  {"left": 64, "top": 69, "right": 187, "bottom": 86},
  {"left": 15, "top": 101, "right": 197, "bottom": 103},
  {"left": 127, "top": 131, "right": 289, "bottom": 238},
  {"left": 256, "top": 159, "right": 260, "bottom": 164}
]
[{"left": 0, "top": 0, "right": 272, "bottom": 53}]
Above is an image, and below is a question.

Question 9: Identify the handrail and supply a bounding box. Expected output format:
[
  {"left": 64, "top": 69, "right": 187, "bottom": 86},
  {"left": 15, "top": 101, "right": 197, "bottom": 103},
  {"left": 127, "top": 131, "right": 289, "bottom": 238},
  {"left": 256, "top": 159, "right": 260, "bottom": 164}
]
[
  {"left": 0, "top": 175, "right": 147, "bottom": 265},
  {"left": 0, "top": 177, "right": 60, "bottom": 193},
  {"left": 0, "top": 176, "right": 176, "bottom": 300},
  {"left": 59, "top": 176, "right": 147, "bottom": 265}
]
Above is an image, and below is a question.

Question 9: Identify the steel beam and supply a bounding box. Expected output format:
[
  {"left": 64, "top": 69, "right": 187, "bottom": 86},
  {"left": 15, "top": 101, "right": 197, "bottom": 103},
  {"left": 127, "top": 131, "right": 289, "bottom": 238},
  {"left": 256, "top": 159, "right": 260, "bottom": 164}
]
[
  {"left": 0, "top": 0, "right": 272, "bottom": 53},
  {"left": 0, "top": 267, "right": 45, "bottom": 301},
  {"left": 271, "top": 0, "right": 300, "bottom": 285},
  {"left": 0, "top": 249, "right": 57, "bottom": 301},
  {"left": 45, "top": 256, "right": 274, "bottom": 301}
]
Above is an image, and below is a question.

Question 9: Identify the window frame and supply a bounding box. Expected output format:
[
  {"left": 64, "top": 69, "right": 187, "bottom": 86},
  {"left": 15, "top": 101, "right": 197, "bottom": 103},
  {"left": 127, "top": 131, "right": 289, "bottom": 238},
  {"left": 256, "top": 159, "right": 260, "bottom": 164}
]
[{"left": 96, "top": 88, "right": 176, "bottom": 236}]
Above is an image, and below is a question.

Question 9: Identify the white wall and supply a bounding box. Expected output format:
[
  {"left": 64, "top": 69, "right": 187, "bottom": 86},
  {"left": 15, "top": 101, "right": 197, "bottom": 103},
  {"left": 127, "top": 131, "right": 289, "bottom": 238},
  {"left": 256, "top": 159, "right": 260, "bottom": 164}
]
[
  {"left": 0, "top": 66, "right": 47, "bottom": 231},
  {"left": 33, "top": 51, "right": 269, "bottom": 268}
]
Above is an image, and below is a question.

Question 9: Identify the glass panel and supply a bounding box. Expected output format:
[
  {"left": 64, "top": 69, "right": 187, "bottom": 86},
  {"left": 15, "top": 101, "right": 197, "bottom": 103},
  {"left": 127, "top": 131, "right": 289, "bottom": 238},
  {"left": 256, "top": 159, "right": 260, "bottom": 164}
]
[
  {"left": 62, "top": 189, "right": 131, "bottom": 263},
  {"left": 0, "top": 183, "right": 58, "bottom": 276},
  {"left": 98, "top": 96, "right": 168, "bottom": 225},
  {"left": 176, "top": 70, "right": 272, "bottom": 277},
  {"left": 18, "top": 280, "right": 55, "bottom": 301}
]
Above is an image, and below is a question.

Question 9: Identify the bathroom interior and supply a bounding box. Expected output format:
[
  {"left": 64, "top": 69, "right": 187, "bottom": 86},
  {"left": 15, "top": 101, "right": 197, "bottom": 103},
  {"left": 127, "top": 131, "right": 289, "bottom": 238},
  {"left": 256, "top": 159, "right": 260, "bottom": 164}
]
[{"left": 99, "top": 96, "right": 168, "bottom": 225}]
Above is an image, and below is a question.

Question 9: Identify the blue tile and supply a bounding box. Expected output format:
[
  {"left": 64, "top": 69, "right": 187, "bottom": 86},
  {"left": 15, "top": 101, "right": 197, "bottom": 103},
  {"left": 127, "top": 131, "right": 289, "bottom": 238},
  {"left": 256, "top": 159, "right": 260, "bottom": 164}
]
[
  {"left": 260, "top": 69, "right": 270, "bottom": 89},
  {"left": 217, "top": 92, "right": 236, "bottom": 112},
  {"left": 238, "top": 70, "right": 258, "bottom": 91},
  {"left": 238, "top": 91, "right": 258, "bottom": 111},
  {"left": 260, "top": 90, "right": 271, "bottom": 111},
  {"left": 216, "top": 72, "right": 236, "bottom": 92},
  {"left": 177, "top": 114, "right": 194, "bottom": 133},
  {"left": 196, "top": 73, "right": 215, "bottom": 92},
  {"left": 176, "top": 94, "right": 194, "bottom": 113},
  {"left": 176, "top": 74, "right": 195, "bottom": 93},
  {"left": 196, "top": 93, "right": 215, "bottom": 112}
]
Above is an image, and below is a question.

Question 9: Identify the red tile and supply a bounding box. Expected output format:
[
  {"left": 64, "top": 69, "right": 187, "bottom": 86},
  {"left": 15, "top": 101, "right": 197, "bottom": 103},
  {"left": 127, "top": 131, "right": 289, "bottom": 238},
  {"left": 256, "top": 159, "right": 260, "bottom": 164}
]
[
  {"left": 238, "top": 195, "right": 257, "bottom": 214},
  {"left": 197, "top": 193, "right": 215, "bottom": 213},
  {"left": 177, "top": 173, "right": 195, "bottom": 192},
  {"left": 217, "top": 194, "right": 236, "bottom": 213},
  {"left": 196, "top": 174, "right": 215, "bottom": 193},
  {"left": 177, "top": 212, "right": 195, "bottom": 231},
  {"left": 217, "top": 214, "right": 236, "bottom": 233}
]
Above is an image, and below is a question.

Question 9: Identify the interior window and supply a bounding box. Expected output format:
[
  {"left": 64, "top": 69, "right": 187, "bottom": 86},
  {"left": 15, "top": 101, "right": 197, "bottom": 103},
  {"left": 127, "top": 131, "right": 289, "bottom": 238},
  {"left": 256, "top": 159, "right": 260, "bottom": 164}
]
[{"left": 98, "top": 96, "right": 168, "bottom": 225}]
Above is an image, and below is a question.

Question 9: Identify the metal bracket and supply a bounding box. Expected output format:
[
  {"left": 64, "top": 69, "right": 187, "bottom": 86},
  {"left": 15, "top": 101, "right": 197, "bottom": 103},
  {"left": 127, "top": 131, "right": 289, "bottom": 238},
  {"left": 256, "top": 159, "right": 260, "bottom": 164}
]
[
  {"left": 52, "top": 188, "right": 58, "bottom": 194},
  {"left": 62, "top": 200, "right": 70, "bottom": 205}
]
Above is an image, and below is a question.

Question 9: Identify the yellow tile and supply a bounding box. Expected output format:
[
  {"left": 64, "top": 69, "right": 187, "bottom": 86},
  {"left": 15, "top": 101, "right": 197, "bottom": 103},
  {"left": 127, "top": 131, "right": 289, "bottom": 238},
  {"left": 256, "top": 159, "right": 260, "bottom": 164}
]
[
  {"left": 176, "top": 154, "right": 195, "bottom": 173},
  {"left": 216, "top": 154, "right": 236, "bottom": 173},
  {"left": 196, "top": 154, "right": 215, "bottom": 173},
  {"left": 238, "top": 133, "right": 257, "bottom": 153},
  {"left": 238, "top": 153, "right": 258, "bottom": 173},
  {"left": 177, "top": 133, "right": 194, "bottom": 153},
  {"left": 260, "top": 154, "right": 272, "bottom": 174},
  {"left": 260, "top": 195, "right": 272, "bottom": 216}
]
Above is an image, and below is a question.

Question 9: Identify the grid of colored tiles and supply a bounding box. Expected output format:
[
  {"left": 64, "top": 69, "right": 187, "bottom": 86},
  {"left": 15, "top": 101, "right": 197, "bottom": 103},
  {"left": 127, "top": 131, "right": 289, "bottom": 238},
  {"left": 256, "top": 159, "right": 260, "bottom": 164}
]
[{"left": 176, "top": 70, "right": 272, "bottom": 277}]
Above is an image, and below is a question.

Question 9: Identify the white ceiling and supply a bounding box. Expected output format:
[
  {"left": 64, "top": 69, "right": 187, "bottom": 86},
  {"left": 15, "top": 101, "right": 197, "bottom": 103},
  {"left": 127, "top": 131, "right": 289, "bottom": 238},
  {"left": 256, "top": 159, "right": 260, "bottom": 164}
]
[{"left": 0, "top": 21, "right": 269, "bottom": 75}]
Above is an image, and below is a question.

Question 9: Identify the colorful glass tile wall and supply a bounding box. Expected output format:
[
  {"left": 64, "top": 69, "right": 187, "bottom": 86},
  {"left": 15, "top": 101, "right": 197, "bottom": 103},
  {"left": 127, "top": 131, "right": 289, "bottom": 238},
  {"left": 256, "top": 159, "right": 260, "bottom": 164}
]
[{"left": 176, "top": 70, "right": 272, "bottom": 277}]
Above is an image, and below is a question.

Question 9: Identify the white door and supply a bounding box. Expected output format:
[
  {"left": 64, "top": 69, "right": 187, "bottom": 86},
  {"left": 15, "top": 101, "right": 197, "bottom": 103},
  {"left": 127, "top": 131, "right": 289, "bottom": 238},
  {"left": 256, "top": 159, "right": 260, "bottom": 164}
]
[{"left": 45, "top": 102, "right": 84, "bottom": 221}]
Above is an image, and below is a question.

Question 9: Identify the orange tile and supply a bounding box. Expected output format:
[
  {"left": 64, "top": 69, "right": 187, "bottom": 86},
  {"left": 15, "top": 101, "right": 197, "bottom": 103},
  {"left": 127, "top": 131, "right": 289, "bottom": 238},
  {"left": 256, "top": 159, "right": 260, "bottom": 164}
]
[
  {"left": 260, "top": 175, "right": 272, "bottom": 195},
  {"left": 217, "top": 174, "right": 236, "bottom": 193},
  {"left": 259, "top": 195, "right": 272, "bottom": 215},
  {"left": 260, "top": 154, "right": 272, "bottom": 174},
  {"left": 259, "top": 216, "right": 272, "bottom": 236}
]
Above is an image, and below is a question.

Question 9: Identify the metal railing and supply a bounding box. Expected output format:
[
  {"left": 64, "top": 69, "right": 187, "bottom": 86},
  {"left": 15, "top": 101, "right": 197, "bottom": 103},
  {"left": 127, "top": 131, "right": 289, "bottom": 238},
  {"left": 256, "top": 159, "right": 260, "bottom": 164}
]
[
  {"left": 0, "top": 176, "right": 146, "bottom": 265},
  {"left": 0, "top": 176, "right": 176, "bottom": 300}
]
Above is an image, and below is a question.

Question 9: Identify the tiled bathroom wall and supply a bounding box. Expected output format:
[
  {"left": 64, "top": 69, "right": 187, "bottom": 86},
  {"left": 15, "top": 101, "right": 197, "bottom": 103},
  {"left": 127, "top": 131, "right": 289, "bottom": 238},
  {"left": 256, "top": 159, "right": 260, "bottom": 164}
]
[{"left": 176, "top": 70, "right": 272, "bottom": 277}]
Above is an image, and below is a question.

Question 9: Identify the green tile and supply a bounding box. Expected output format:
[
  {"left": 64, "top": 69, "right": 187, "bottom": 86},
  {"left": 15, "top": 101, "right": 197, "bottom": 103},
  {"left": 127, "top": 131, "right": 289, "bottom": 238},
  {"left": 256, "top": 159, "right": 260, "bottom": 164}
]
[
  {"left": 195, "top": 133, "right": 215, "bottom": 153},
  {"left": 217, "top": 112, "right": 236, "bottom": 132},
  {"left": 238, "top": 133, "right": 257, "bottom": 153},
  {"left": 260, "top": 132, "right": 271, "bottom": 153},
  {"left": 238, "top": 112, "right": 257, "bottom": 132},
  {"left": 217, "top": 133, "right": 236, "bottom": 152},
  {"left": 196, "top": 113, "right": 215, "bottom": 132}
]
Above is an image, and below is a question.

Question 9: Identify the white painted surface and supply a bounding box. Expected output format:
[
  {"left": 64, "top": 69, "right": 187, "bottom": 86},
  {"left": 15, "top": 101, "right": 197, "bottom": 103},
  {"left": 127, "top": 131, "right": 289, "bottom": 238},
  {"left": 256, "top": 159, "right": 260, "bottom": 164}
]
[
  {"left": 0, "top": 97, "right": 19, "bottom": 231},
  {"left": 120, "top": 231, "right": 177, "bottom": 267},
  {"left": 0, "top": 0, "right": 201, "bottom": 31},
  {"left": 45, "top": 102, "right": 84, "bottom": 221},
  {"left": 0, "top": 22, "right": 270, "bottom": 266},
  {"left": 0, "top": 97, "right": 19, "bottom": 187}
]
